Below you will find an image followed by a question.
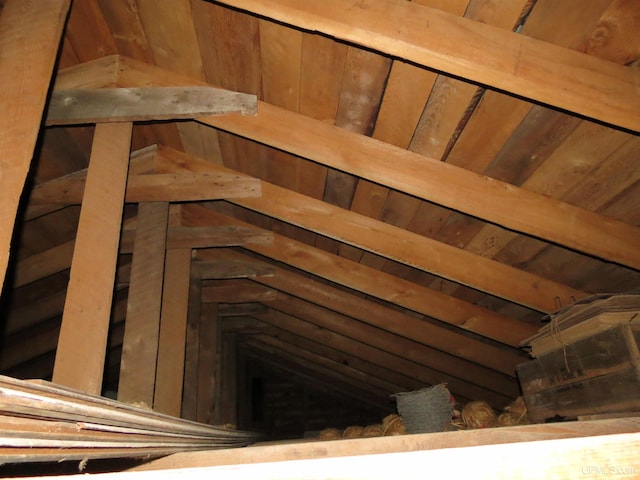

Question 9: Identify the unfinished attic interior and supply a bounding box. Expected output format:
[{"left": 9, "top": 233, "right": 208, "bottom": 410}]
[{"left": 1, "top": 0, "right": 640, "bottom": 475}]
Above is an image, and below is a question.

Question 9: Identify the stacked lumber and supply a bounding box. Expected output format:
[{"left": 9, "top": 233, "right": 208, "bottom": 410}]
[{"left": 0, "top": 375, "right": 258, "bottom": 464}]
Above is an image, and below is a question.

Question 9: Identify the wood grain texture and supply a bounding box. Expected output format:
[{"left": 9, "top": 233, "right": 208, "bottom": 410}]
[
  {"left": 218, "top": 0, "right": 640, "bottom": 132},
  {"left": 118, "top": 202, "right": 169, "bottom": 406},
  {"left": 154, "top": 248, "right": 191, "bottom": 417},
  {"left": 0, "top": 0, "right": 71, "bottom": 290},
  {"left": 53, "top": 122, "right": 132, "bottom": 395}
]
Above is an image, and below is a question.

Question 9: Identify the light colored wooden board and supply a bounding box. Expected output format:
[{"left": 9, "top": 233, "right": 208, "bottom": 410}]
[
  {"left": 52, "top": 122, "right": 132, "bottom": 395},
  {"left": 0, "top": 0, "right": 71, "bottom": 290},
  {"left": 118, "top": 202, "right": 170, "bottom": 406}
]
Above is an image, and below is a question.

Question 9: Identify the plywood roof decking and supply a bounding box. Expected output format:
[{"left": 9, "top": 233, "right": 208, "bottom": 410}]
[{"left": 1, "top": 0, "right": 639, "bottom": 415}]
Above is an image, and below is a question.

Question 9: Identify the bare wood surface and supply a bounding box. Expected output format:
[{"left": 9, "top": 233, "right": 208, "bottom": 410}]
[
  {"left": 217, "top": 0, "right": 640, "bottom": 132},
  {"left": 0, "top": 0, "right": 71, "bottom": 290},
  {"left": 196, "top": 302, "right": 218, "bottom": 424},
  {"left": 52, "top": 122, "right": 132, "bottom": 395},
  {"left": 119, "top": 202, "right": 169, "bottom": 406},
  {"left": 154, "top": 248, "right": 192, "bottom": 417},
  {"left": 46, "top": 86, "right": 257, "bottom": 125}
]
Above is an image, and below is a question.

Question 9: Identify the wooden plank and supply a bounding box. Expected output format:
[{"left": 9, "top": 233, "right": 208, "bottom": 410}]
[
  {"left": 0, "top": 0, "right": 71, "bottom": 290},
  {"left": 218, "top": 334, "right": 238, "bottom": 426},
  {"left": 118, "top": 202, "right": 170, "bottom": 407},
  {"left": 201, "top": 281, "right": 278, "bottom": 303},
  {"left": 52, "top": 122, "right": 132, "bottom": 395},
  {"left": 154, "top": 248, "right": 191, "bottom": 417},
  {"left": 45, "top": 87, "right": 257, "bottom": 125},
  {"left": 13, "top": 241, "right": 75, "bottom": 288},
  {"left": 181, "top": 278, "right": 201, "bottom": 421},
  {"left": 108, "top": 56, "right": 640, "bottom": 269},
  {"left": 217, "top": 0, "right": 640, "bottom": 132},
  {"left": 162, "top": 148, "right": 583, "bottom": 313},
  {"left": 187, "top": 205, "right": 536, "bottom": 347},
  {"left": 194, "top": 258, "right": 275, "bottom": 280},
  {"left": 30, "top": 171, "right": 262, "bottom": 205},
  {"left": 197, "top": 302, "right": 219, "bottom": 424}
]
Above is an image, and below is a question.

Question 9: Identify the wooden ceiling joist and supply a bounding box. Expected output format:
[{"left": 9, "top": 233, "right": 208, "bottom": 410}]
[
  {"left": 45, "top": 86, "right": 257, "bottom": 125},
  {"left": 216, "top": 0, "right": 640, "bottom": 132}
]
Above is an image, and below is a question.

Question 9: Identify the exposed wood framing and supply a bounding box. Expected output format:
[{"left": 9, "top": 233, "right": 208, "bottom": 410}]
[
  {"left": 46, "top": 86, "right": 257, "bottom": 125},
  {"left": 154, "top": 248, "right": 192, "bottom": 417},
  {"left": 0, "top": 0, "right": 71, "bottom": 290},
  {"left": 197, "top": 302, "right": 218, "bottom": 424},
  {"left": 217, "top": 0, "right": 640, "bottom": 132},
  {"left": 118, "top": 202, "right": 170, "bottom": 406},
  {"left": 52, "top": 122, "right": 133, "bottom": 395}
]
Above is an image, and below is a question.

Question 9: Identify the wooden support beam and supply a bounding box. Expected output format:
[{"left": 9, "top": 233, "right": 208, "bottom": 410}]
[
  {"left": 53, "top": 122, "right": 132, "bottom": 395},
  {"left": 218, "top": 303, "right": 269, "bottom": 317},
  {"left": 181, "top": 277, "right": 202, "bottom": 421},
  {"left": 163, "top": 147, "right": 585, "bottom": 313},
  {"left": 13, "top": 241, "right": 74, "bottom": 288},
  {"left": 217, "top": 333, "right": 238, "bottom": 426},
  {"left": 46, "top": 86, "right": 258, "bottom": 125},
  {"left": 197, "top": 302, "right": 219, "bottom": 424},
  {"left": 154, "top": 249, "right": 192, "bottom": 417},
  {"left": 29, "top": 171, "right": 262, "bottom": 204},
  {"left": 190, "top": 207, "right": 536, "bottom": 347},
  {"left": 0, "top": 0, "right": 70, "bottom": 290},
  {"left": 202, "top": 280, "right": 277, "bottom": 303},
  {"left": 119, "top": 202, "right": 170, "bottom": 406},
  {"left": 194, "top": 258, "right": 275, "bottom": 280},
  {"left": 217, "top": 0, "right": 640, "bottom": 132}
]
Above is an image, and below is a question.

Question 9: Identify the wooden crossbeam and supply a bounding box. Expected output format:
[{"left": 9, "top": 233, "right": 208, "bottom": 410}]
[
  {"left": 52, "top": 122, "right": 132, "bottom": 395},
  {"left": 0, "top": 0, "right": 71, "bottom": 291},
  {"left": 29, "top": 171, "right": 261, "bottom": 204},
  {"left": 217, "top": 0, "right": 640, "bottom": 132},
  {"left": 194, "top": 258, "right": 276, "bottom": 279},
  {"left": 201, "top": 280, "right": 278, "bottom": 303},
  {"left": 45, "top": 86, "right": 257, "bottom": 125}
]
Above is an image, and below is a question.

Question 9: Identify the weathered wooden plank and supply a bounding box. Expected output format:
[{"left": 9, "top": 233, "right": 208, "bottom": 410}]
[
  {"left": 0, "top": 0, "right": 71, "bottom": 290},
  {"left": 181, "top": 277, "right": 201, "bottom": 421},
  {"left": 154, "top": 248, "right": 192, "bottom": 417},
  {"left": 13, "top": 241, "right": 75, "bottom": 288},
  {"left": 52, "top": 122, "right": 132, "bottom": 395},
  {"left": 118, "top": 202, "right": 170, "bottom": 406},
  {"left": 46, "top": 87, "right": 257, "bottom": 125},
  {"left": 188, "top": 205, "right": 535, "bottom": 346},
  {"left": 217, "top": 0, "right": 640, "bottom": 132},
  {"left": 194, "top": 258, "right": 275, "bottom": 280}
]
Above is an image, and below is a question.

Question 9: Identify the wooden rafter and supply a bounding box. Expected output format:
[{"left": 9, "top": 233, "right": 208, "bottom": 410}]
[{"left": 216, "top": 0, "right": 640, "bottom": 132}]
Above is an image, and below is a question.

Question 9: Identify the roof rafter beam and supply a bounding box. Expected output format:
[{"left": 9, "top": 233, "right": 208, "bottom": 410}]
[{"left": 216, "top": 0, "right": 640, "bottom": 132}]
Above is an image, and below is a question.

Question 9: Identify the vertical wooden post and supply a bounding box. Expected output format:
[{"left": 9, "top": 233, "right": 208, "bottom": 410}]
[
  {"left": 181, "top": 277, "right": 202, "bottom": 420},
  {"left": 154, "top": 248, "right": 192, "bottom": 417},
  {"left": 197, "top": 302, "right": 219, "bottom": 424},
  {"left": 218, "top": 333, "right": 238, "bottom": 426},
  {"left": 118, "top": 202, "right": 169, "bottom": 406},
  {"left": 53, "top": 122, "right": 133, "bottom": 395},
  {"left": 0, "top": 0, "right": 71, "bottom": 290}
]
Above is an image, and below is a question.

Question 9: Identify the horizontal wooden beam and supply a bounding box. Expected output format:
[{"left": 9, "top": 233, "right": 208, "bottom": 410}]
[
  {"left": 217, "top": 0, "right": 640, "bottom": 132},
  {"left": 193, "top": 258, "right": 275, "bottom": 280},
  {"left": 189, "top": 207, "right": 536, "bottom": 346},
  {"left": 45, "top": 86, "right": 257, "bottom": 125},
  {"left": 29, "top": 171, "right": 261, "bottom": 204}
]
